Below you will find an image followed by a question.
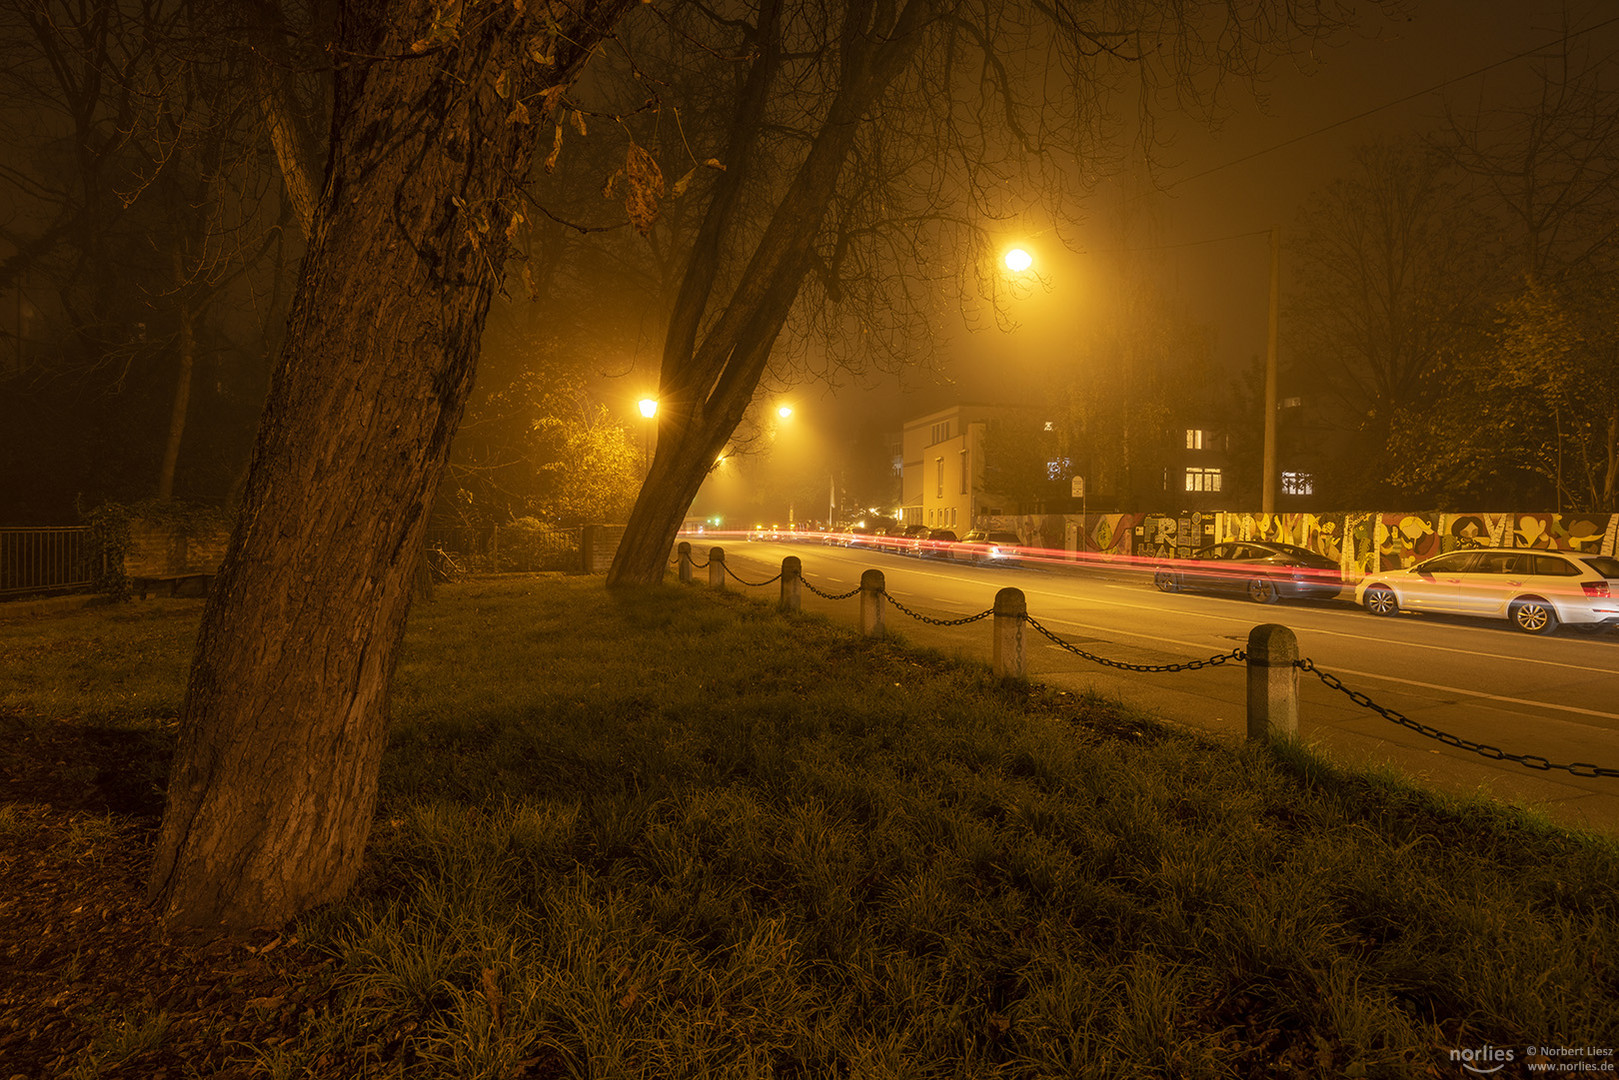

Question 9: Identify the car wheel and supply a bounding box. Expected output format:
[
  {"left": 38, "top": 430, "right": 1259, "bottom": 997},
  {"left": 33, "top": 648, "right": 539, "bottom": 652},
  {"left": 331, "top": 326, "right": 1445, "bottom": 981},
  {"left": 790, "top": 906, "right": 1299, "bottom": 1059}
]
[
  {"left": 1363, "top": 586, "right": 1398, "bottom": 617},
  {"left": 1247, "top": 578, "right": 1280, "bottom": 604},
  {"left": 1153, "top": 569, "right": 1179, "bottom": 593},
  {"left": 1510, "top": 597, "right": 1559, "bottom": 635}
]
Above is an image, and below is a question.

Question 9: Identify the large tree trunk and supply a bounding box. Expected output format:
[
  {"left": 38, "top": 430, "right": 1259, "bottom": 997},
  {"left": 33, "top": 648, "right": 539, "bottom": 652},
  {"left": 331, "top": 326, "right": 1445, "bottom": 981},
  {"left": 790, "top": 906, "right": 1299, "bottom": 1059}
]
[{"left": 147, "top": 0, "right": 636, "bottom": 931}]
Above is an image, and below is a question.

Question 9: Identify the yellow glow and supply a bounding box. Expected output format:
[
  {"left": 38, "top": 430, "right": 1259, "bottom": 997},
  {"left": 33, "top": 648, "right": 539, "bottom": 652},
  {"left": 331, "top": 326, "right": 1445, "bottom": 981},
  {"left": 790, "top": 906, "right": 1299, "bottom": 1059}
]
[
  {"left": 1004, "top": 248, "right": 1033, "bottom": 273},
  {"left": 638, "top": 398, "right": 659, "bottom": 418},
  {"left": 777, "top": 405, "right": 793, "bottom": 419}
]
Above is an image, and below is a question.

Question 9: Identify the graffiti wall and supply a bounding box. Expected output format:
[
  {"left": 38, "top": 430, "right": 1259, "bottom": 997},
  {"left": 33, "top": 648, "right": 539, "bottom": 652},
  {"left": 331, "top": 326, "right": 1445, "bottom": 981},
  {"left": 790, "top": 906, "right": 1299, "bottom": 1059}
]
[{"left": 978, "top": 510, "right": 1618, "bottom": 573}]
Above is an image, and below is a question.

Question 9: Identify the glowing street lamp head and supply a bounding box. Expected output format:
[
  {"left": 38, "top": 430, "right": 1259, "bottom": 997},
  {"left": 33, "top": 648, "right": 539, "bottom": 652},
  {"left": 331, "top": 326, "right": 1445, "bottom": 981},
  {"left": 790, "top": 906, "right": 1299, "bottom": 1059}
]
[
  {"left": 777, "top": 405, "right": 793, "bottom": 419},
  {"left": 638, "top": 397, "right": 659, "bottom": 419},
  {"left": 1004, "top": 248, "right": 1033, "bottom": 273}
]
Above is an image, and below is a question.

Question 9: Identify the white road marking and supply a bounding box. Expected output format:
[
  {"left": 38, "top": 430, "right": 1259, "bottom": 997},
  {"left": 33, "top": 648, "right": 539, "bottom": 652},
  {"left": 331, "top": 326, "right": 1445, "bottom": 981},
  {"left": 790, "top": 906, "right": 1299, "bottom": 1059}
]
[{"left": 1033, "top": 614, "right": 1619, "bottom": 722}]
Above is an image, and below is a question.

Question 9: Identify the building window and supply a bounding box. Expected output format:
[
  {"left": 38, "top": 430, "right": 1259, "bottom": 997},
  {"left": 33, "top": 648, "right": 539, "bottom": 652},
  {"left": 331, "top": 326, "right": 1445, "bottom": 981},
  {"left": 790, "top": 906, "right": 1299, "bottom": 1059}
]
[
  {"left": 930, "top": 420, "right": 951, "bottom": 445},
  {"left": 936, "top": 457, "right": 944, "bottom": 498},
  {"left": 1185, "top": 428, "right": 1205, "bottom": 450},
  {"left": 1184, "top": 467, "right": 1222, "bottom": 493},
  {"left": 960, "top": 449, "right": 969, "bottom": 493},
  {"left": 1282, "top": 471, "right": 1314, "bottom": 496}
]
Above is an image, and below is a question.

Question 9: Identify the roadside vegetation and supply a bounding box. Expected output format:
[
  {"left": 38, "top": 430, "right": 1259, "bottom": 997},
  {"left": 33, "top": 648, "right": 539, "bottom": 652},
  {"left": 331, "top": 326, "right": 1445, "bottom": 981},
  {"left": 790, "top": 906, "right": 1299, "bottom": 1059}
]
[{"left": 2, "top": 577, "right": 1616, "bottom": 1078}]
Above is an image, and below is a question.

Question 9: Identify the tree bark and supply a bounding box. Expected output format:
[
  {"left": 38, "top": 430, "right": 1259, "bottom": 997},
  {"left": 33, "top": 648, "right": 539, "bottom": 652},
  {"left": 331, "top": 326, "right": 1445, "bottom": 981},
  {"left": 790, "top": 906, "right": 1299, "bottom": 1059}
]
[{"left": 147, "top": 0, "right": 636, "bottom": 930}]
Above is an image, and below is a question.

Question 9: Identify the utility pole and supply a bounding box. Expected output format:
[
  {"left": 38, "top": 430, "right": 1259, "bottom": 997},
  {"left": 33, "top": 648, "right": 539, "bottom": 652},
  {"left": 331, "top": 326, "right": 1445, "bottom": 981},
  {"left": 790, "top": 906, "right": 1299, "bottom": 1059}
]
[{"left": 1262, "top": 224, "right": 1280, "bottom": 515}]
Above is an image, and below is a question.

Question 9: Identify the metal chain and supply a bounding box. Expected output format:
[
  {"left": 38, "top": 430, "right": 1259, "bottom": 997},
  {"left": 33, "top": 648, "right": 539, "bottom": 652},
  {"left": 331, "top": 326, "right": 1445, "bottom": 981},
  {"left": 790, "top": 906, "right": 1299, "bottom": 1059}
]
[
  {"left": 1295, "top": 659, "right": 1619, "bottom": 779},
  {"left": 723, "top": 563, "right": 783, "bottom": 587},
  {"left": 878, "top": 589, "right": 993, "bottom": 626},
  {"left": 1024, "top": 614, "right": 1246, "bottom": 674},
  {"left": 688, "top": 556, "right": 710, "bottom": 569},
  {"left": 802, "top": 577, "right": 862, "bottom": 601}
]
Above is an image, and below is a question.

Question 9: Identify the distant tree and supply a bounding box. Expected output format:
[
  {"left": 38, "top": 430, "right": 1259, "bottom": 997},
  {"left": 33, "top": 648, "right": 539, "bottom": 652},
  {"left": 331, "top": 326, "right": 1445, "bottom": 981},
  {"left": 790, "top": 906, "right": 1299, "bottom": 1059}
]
[
  {"left": 0, "top": 0, "right": 296, "bottom": 512},
  {"left": 1440, "top": 8, "right": 1619, "bottom": 285},
  {"left": 980, "top": 415, "right": 1060, "bottom": 514},
  {"left": 448, "top": 365, "right": 641, "bottom": 527},
  {"left": 1409, "top": 18, "right": 1619, "bottom": 511},
  {"left": 1285, "top": 140, "right": 1490, "bottom": 506},
  {"left": 1389, "top": 280, "right": 1618, "bottom": 511}
]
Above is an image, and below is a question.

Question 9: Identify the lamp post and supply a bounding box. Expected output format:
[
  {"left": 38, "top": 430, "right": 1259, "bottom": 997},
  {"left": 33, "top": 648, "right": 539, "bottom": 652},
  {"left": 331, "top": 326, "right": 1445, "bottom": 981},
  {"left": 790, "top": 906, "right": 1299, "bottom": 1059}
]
[
  {"left": 1262, "top": 225, "right": 1280, "bottom": 514},
  {"left": 637, "top": 397, "right": 658, "bottom": 481}
]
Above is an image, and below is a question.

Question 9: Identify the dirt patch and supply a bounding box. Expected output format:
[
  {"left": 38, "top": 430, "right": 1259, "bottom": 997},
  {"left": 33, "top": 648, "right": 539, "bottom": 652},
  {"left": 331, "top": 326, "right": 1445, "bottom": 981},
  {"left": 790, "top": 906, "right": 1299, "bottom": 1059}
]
[{"left": 0, "top": 722, "right": 335, "bottom": 1078}]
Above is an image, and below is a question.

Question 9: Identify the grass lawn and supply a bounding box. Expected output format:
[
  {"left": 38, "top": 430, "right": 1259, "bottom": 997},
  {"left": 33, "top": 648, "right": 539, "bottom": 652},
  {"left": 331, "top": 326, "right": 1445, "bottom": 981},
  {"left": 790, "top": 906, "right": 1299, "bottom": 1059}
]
[{"left": 1, "top": 575, "right": 1616, "bottom": 1079}]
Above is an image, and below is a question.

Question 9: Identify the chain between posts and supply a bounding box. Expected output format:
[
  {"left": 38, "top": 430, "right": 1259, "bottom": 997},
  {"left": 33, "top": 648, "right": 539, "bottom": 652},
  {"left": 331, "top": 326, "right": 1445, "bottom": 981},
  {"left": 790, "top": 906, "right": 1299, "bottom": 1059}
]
[
  {"left": 801, "top": 577, "right": 862, "bottom": 601},
  {"left": 879, "top": 589, "right": 993, "bottom": 627},
  {"left": 1295, "top": 658, "right": 1619, "bottom": 778},
  {"left": 688, "top": 554, "right": 711, "bottom": 570},
  {"left": 1024, "top": 614, "right": 1246, "bottom": 674},
  {"left": 723, "top": 563, "right": 783, "bottom": 588}
]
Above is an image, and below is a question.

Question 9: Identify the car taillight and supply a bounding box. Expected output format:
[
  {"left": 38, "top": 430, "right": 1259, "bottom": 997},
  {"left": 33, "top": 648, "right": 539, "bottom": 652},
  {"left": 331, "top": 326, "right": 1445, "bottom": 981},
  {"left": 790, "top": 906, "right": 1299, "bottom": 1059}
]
[{"left": 1582, "top": 581, "right": 1612, "bottom": 598}]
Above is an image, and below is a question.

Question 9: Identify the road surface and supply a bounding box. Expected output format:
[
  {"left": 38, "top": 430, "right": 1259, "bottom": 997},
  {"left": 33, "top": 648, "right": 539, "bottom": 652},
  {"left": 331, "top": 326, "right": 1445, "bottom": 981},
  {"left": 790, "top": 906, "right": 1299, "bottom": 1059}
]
[{"left": 701, "top": 538, "right": 1619, "bottom": 835}]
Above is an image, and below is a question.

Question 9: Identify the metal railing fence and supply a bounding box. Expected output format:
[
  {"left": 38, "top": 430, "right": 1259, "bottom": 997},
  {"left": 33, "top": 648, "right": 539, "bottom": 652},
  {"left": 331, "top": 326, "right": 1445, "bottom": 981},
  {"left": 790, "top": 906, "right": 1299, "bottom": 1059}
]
[{"left": 0, "top": 526, "right": 97, "bottom": 598}]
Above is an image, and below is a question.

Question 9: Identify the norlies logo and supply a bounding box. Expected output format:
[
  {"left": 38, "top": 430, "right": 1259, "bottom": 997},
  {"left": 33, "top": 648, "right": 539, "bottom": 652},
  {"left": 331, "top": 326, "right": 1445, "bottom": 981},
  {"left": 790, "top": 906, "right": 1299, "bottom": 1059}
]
[{"left": 1452, "top": 1046, "right": 1516, "bottom": 1074}]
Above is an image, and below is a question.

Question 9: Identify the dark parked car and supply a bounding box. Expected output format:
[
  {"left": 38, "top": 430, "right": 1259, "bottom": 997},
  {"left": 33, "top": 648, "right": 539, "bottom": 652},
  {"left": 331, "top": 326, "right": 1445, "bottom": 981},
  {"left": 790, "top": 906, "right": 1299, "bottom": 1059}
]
[
  {"left": 1356, "top": 547, "right": 1619, "bottom": 634},
  {"left": 948, "top": 530, "right": 1024, "bottom": 567},
  {"left": 895, "top": 523, "right": 933, "bottom": 554},
  {"left": 1153, "top": 541, "right": 1343, "bottom": 604},
  {"left": 917, "top": 528, "right": 957, "bottom": 558}
]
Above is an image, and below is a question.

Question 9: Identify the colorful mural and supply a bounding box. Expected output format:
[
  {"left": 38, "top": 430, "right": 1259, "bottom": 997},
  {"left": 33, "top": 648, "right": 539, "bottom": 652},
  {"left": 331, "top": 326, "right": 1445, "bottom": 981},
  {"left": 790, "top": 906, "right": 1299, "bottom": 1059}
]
[
  {"left": 979, "top": 510, "right": 1617, "bottom": 573},
  {"left": 1513, "top": 513, "right": 1611, "bottom": 551}
]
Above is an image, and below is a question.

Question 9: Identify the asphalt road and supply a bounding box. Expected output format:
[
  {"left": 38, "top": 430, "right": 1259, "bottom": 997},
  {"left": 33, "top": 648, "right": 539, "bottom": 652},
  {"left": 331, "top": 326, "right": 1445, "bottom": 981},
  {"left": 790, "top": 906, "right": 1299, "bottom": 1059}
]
[{"left": 706, "top": 538, "right": 1619, "bottom": 836}]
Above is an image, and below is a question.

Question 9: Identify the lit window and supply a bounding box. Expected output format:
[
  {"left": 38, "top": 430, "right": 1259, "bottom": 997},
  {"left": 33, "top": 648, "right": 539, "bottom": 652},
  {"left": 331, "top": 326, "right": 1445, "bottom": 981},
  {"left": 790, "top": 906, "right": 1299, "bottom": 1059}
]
[
  {"left": 1184, "top": 467, "right": 1222, "bottom": 493},
  {"left": 1186, "top": 429, "right": 1205, "bottom": 450},
  {"left": 936, "top": 457, "right": 944, "bottom": 498},
  {"left": 1282, "top": 471, "right": 1314, "bottom": 496}
]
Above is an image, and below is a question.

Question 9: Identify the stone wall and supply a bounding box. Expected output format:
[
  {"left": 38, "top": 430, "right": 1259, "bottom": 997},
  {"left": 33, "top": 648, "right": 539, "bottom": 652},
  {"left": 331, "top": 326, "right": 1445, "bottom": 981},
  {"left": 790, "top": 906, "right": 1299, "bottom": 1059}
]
[
  {"left": 580, "top": 524, "right": 626, "bottom": 574},
  {"left": 123, "top": 514, "right": 230, "bottom": 577}
]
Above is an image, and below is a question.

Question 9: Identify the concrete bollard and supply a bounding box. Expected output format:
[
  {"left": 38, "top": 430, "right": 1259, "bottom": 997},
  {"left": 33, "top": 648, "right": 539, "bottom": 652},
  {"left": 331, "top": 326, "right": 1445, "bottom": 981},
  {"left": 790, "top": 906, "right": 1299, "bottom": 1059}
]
[
  {"left": 860, "top": 568, "right": 885, "bottom": 637},
  {"left": 780, "top": 556, "right": 802, "bottom": 613},
  {"left": 992, "top": 587, "right": 1027, "bottom": 679},
  {"left": 709, "top": 547, "right": 726, "bottom": 590},
  {"left": 1246, "top": 623, "right": 1299, "bottom": 742},
  {"left": 677, "top": 542, "right": 693, "bottom": 584}
]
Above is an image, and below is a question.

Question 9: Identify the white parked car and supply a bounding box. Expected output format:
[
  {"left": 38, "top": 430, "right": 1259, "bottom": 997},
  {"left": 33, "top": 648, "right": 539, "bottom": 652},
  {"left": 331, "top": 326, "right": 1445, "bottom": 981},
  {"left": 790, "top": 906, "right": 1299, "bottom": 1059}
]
[{"left": 1356, "top": 548, "right": 1619, "bottom": 634}]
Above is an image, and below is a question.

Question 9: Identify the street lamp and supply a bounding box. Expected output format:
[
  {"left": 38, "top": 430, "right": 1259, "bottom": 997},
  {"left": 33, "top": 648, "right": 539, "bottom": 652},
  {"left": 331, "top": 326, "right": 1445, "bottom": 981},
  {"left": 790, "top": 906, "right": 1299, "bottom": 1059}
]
[
  {"left": 637, "top": 397, "right": 658, "bottom": 479},
  {"left": 777, "top": 404, "right": 793, "bottom": 419},
  {"left": 1004, "top": 247, "right": 1033, "bottom": 273}
]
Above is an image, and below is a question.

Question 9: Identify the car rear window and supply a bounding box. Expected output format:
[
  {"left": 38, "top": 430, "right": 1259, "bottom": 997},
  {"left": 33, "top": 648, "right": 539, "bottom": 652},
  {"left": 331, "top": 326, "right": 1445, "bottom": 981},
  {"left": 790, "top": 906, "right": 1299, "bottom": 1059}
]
[
  {"left": 1274, "top": 544, "right": 1337, "bottom": 567},
  {"left": 1580, "top": 556, "right": 1619, "bottom": 578},
  {"left": 1530, "top": 554, "right": 1581, "bottom": 577}
]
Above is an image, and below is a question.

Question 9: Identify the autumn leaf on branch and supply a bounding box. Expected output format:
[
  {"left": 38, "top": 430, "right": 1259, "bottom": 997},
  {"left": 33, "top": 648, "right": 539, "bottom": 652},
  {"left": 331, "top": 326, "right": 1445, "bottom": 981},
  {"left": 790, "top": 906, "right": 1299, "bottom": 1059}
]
[{"left": 623, "top": 142, "right": 664, "bottom": 237}]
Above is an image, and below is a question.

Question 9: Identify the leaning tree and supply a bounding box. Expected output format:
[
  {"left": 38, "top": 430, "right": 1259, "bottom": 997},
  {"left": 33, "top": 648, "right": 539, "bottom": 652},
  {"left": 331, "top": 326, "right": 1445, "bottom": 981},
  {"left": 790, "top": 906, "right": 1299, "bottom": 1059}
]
[{"left": 602, "top": 0, "right": 1362, "bottom": 587}]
